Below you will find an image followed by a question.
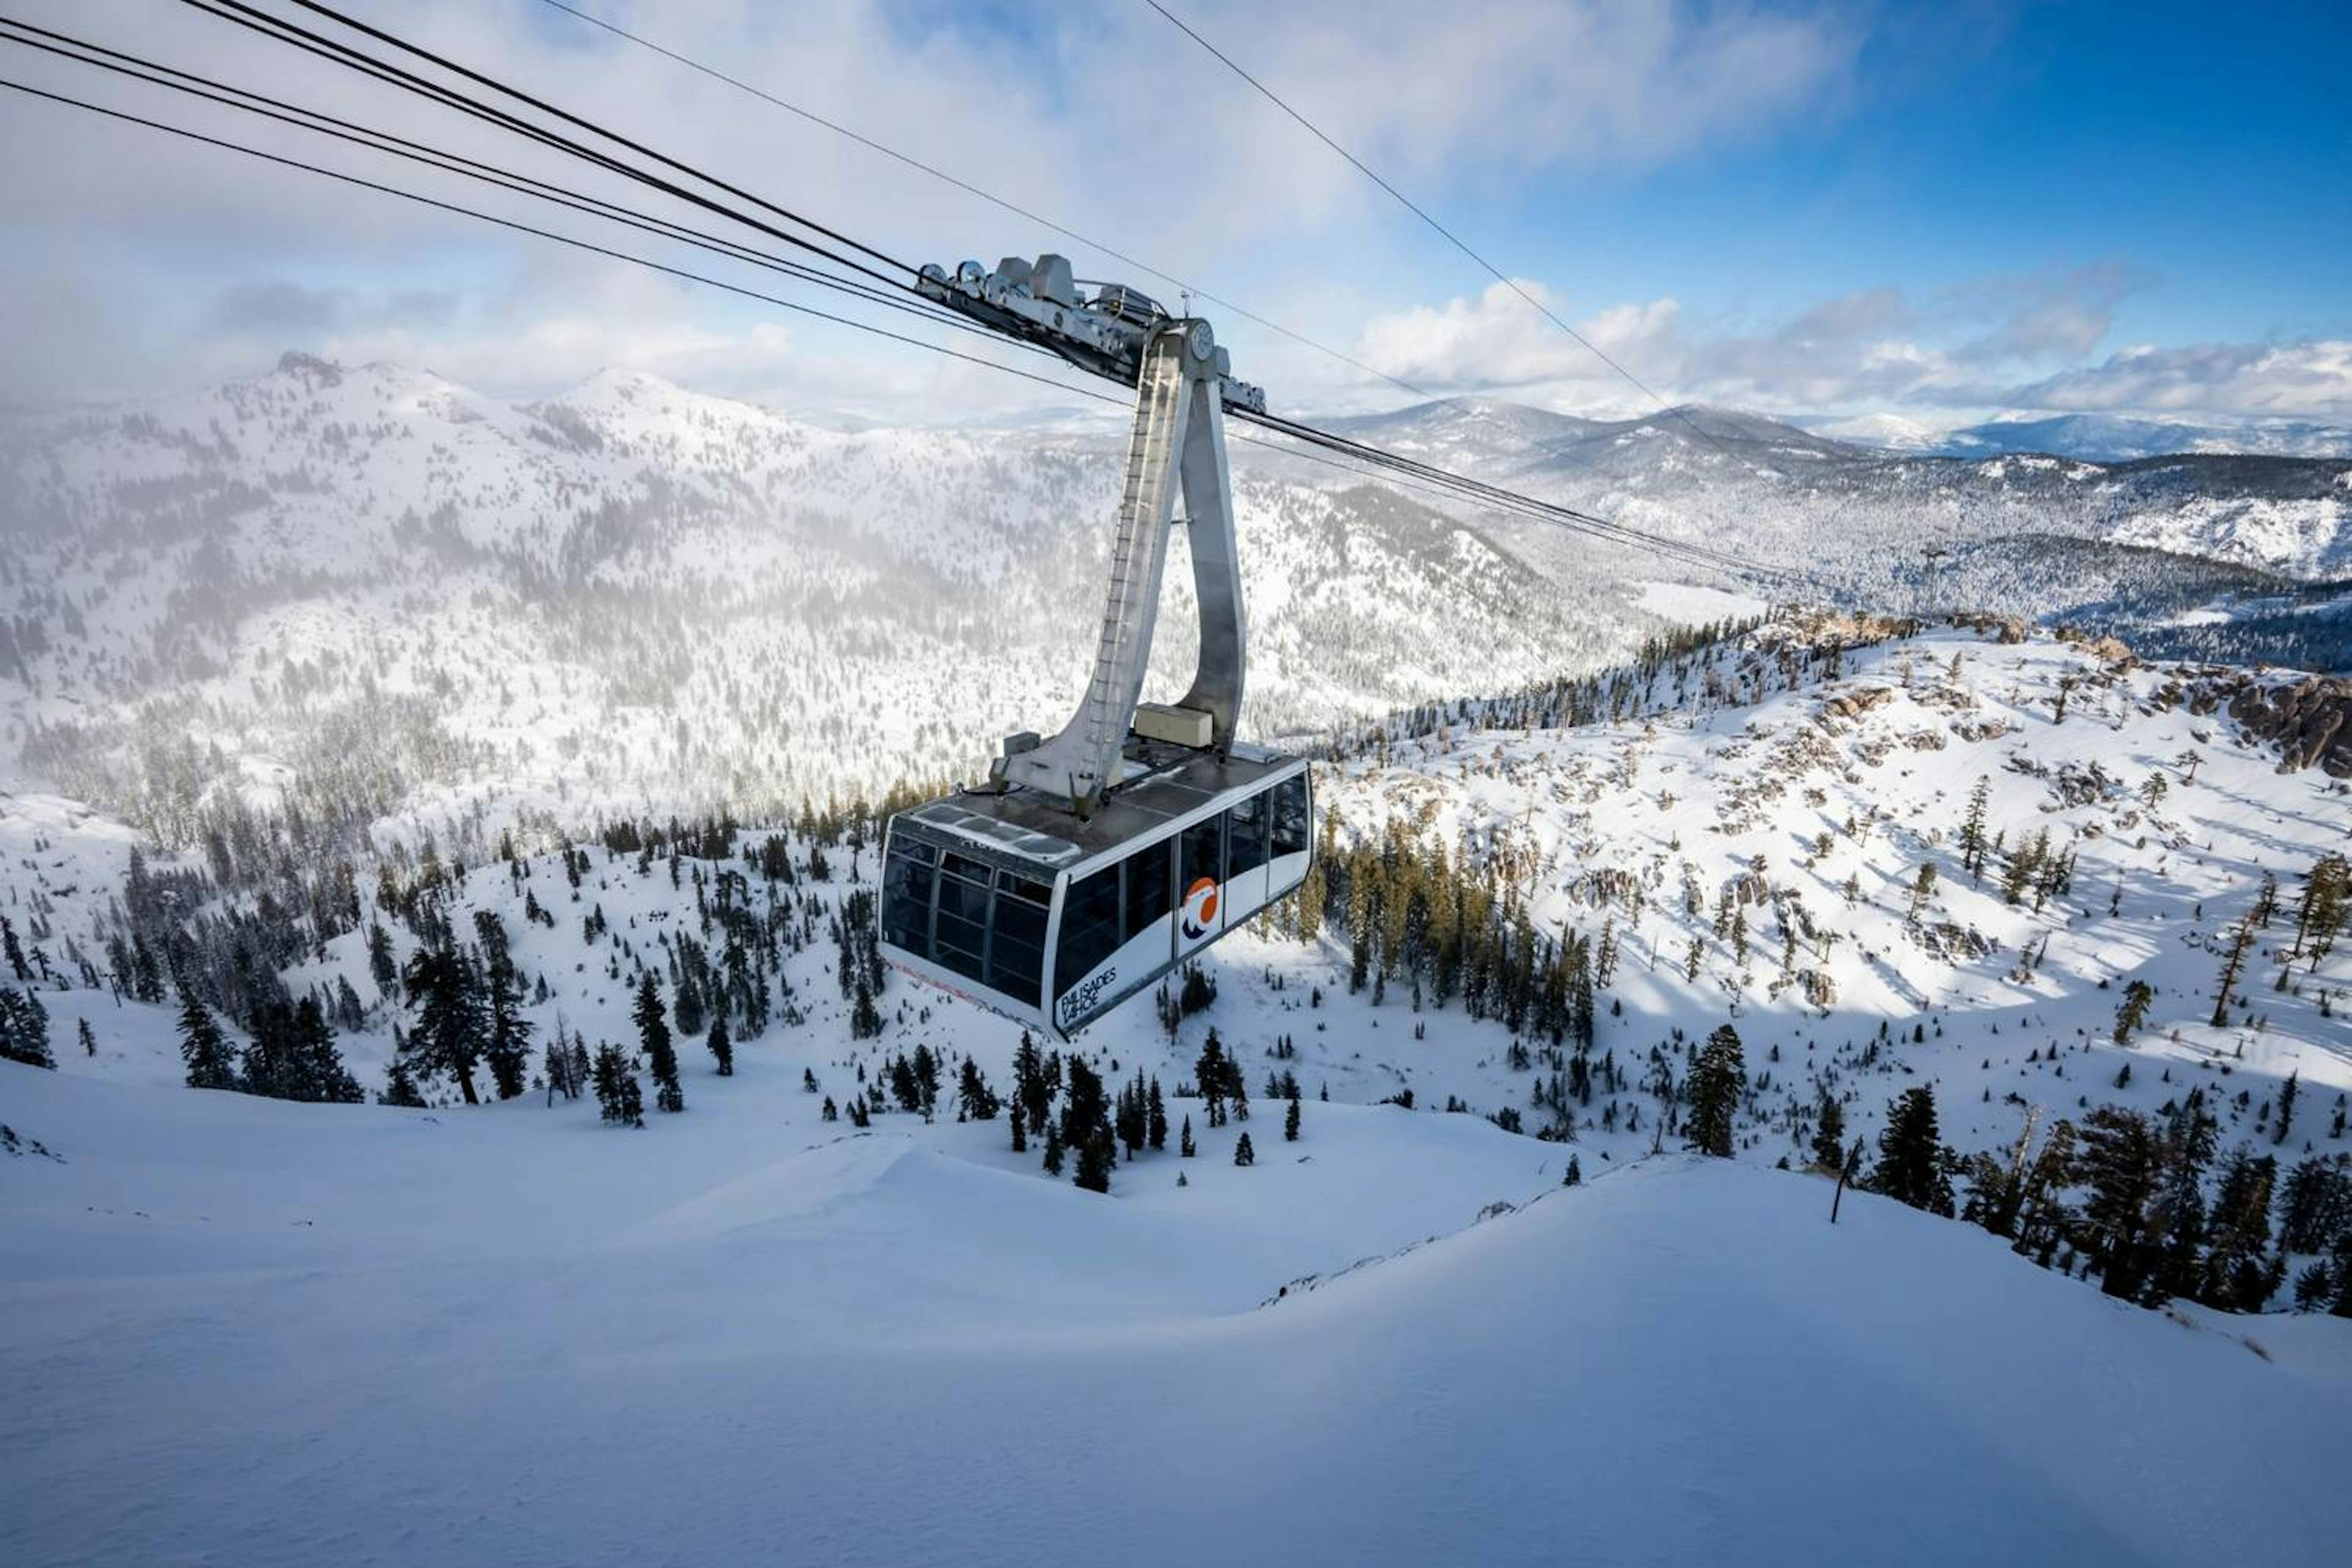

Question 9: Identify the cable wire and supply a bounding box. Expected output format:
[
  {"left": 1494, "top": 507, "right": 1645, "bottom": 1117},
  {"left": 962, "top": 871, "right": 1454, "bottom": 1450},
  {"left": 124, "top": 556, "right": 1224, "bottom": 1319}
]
[
  {"left": 273, "top": 0, "right": 916, "bottom": 276},
  {"left": 0, "top": 18, "right": 1032, "bottom": 355},
  {"left": 0, "top": 76, "right": 1125, "bottom": 410},
  {"left": 1, "top": 12, "right": 1801, "bottom": 584},
  {"left": 529, "top": 0, "right": 1439, "bottom": 405},
  {"left": 173, "top": 0, "right": 922, "bottom": 306},
  {"left": 1143, "top": 0, "right": 1758, "bottom": 469}
]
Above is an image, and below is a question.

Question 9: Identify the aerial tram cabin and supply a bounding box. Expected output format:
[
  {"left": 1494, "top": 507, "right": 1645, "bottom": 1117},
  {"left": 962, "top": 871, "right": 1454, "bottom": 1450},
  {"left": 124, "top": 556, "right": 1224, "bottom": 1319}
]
[
  {"left": 880, "top": 742, "right": 1310, "bottom": 1039},
  {"left": 878, "top": 252, "right": 1311, "bottom": 1040}
]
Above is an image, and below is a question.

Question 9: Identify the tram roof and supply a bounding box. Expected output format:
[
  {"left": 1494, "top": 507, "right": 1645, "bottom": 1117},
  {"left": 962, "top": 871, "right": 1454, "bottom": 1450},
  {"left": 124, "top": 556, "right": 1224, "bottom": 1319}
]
[{"left": 894, "top": 739, "right": 1303, "bottom": 876}]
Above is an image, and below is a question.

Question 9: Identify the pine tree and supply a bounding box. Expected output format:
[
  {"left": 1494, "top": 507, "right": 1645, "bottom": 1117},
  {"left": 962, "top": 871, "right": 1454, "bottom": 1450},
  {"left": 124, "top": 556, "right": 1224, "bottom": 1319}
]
[
  {"left": 0, "top": 986, "right": 54, "bottom": 1069},
  {"left": 2278, "top": 1155, "right": 2352, "bottom": 1253},
  {"left": 2112, "top": 979, "right": 2154, "bottom": 1044},
  {"left": 673, "top": 972, "right": 706, "bottom": 1038},
  {"left": 911, "top": 1042, "right": 941, "bottom": 1121},
  {"left": 475, "top": 914, "right": 532, "bottom": 1101},
  {"left": 2199, "top": 1149, "right": 2282, "bottom": 1311},
  {"left": 1810, "top": 1093, "right": 1846, "bottom": 1171},
  {"left": 1041, "top": 1119, "right": 1065, "bottom": 1176},
  {"left": 957, "top": 1055, "right": 997, "bottom": 1120},
  {"left": 1014, "top": 1031, "right": 1051, "bottom": 1135},
  {"left": 2076, "top": 1105, "right": 2163, "bottom": 1302},
  {"left": 1180, "top": 1114, "right": 1195, "bottom": 1158},
  {"left": 176, "top": 985, "right": 236, "bottom": 1090},
  {"left": 703, "top": 1016, "right": 732, "bottom": 1077},
  {"left": 1906, "top": 862, "right": 1936, "bottom": 925},
  {"left": 285, "top": 996, "right": 362, "bottom": 1103},
  {"left": 1073, "top": 1125, "right": 1114, "bottom": 1194},
  {"left": 1061, "top": 1055, "right": 1111, "bottom": 1159},
  {"left": 2212, "top": 907, "right": 2256, "bottom": 1027},
  {"left": 635, "top": 974, "right": 682, "bottom": 1112},
  {"left": 380, "top": 1051, "right": 428, "bottom": 1109},
  {"left": 591, "top": 1042, "right": 644, "bottom": 1127},
  {"left": 401, "top": 946, "right": 484, "bottom": 1104},
  {"left": 1871, "top": 1086, "right": 1953, "bottom": 1215},
  {"left": 1284, "top": 1089, "right": 1302, "bottom": 1142},
  {"left": 2147, "top": 1093, "right": 2215, "bottom": 1302},
  {"left": 1115, "top": 1073, "right": 1145, "bottom": 1157},
  {"left": 77, "top": 1017, "right": 96, "bottom": 1059},
  {"left": 1685, "top": 1024, "right": 1744, "bottom": 1157},
  {"left": 1194, "top": 1031, "right": 1235, "bottom": 1127},
  {"left": 1234, "top": 1131, "right": 1256, "bottom": 1167},
  {"left": 2275, "top": 1070, "right": 2299, "bottom": 1146},
  {"left": 1959, "top": 777, "right": 1991, "bottom": 883},
  {"left": 1147, "top": 1077, "right": 1168, "bottom": 1150},
  {"left": 366, "top": 920, "right": 397, "bottom": 998}
]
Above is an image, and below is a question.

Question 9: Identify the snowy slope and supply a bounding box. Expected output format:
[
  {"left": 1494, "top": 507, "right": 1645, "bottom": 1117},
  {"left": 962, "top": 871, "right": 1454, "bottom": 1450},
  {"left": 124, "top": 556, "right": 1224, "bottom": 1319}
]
[
  {"left": 0, "top": 355, "right": 1639, "bottom": 834},
  {"left": 1, "top": 1060, "right": 2340, "bottom": 1567},
  {"left": 4, "top": 610, "right": 2350, "bottom": 1565},
  {"left": 1314, "top": 614, "right": 2352, "bottom": 1160}
]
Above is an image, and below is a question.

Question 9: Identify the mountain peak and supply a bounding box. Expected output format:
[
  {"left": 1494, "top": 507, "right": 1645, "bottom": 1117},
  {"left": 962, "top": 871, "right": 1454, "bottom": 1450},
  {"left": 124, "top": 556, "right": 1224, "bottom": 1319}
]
[{"left": 274, "top": 349, "right": 344, "bottom": 386}]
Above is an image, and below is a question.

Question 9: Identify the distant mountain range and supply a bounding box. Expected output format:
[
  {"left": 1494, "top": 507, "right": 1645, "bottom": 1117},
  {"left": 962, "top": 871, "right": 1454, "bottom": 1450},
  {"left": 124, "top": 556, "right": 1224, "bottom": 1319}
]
[
  {"left": 1807, "top": 409, "right": 2352, "bottom": 463},
  {"left": 1320, "top": 397, "right": 2350, "bottom": 581},
  {"left": 2, "top": 356, "right": 2344, "bottom": 842}
]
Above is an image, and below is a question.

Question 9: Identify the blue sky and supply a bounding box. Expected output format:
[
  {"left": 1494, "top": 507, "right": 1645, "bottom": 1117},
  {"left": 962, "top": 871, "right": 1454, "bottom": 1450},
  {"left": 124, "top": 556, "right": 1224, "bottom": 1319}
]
[{"left": 1, "top": 0, "right": 2346, "bottom": 428}]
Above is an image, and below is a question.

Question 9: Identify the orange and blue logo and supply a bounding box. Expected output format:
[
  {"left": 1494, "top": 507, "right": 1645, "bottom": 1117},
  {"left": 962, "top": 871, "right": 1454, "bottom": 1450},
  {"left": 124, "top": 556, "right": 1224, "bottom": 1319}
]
[{"left": 1180, "top": 876, "right": 1220, "bottom": 940}]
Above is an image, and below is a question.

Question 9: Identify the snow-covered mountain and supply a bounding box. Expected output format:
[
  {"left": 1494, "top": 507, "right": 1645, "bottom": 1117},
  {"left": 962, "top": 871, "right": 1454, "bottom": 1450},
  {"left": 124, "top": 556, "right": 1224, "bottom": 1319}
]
[
  {"left": 4, "top": 612, "right": 2347, "bottom": 1566},
  {"left": 6, "top": 359, "right": 2346, "bottom": 864},
  {"left": 1800, "top": 409, "right": 2352, "bottom": 464},
  {"left": 1938, "top": 412, "right": 2352, "bottom": 463},
  {"left": 1327, "top": 398, "right": 2352, "bottom": 585},
  {"left": 0, "top": 354, "right": 1637, "bottom": 841}
]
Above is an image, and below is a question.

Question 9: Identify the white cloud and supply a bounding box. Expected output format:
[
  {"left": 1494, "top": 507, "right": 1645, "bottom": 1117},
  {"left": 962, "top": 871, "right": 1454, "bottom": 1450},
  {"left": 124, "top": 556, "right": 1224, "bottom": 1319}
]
[
  {"left": 2, "top": 2, "right": 2335, "bottom": 429},
  {"left": 2008, "top": 341, "right": 2352, "bottom": 418},
  {"left": 1352, "top": 279, "right": 1680, "bottom": 393},
  {"left": 1344, "top": 263, "right": 2350, "bottom": 424},
  {"left": 0, "top": 0, "right": 1867, "bottom": 409}
]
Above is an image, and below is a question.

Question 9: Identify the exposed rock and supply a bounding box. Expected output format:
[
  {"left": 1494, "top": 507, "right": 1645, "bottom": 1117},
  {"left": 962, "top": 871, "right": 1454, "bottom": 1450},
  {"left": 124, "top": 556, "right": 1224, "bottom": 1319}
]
[
  {"left": 2228, "top": 676, "right": 2352, "bottom": 777},
  {"left": 1815, "top": 687, "right": 1895, "bottom": 727}
]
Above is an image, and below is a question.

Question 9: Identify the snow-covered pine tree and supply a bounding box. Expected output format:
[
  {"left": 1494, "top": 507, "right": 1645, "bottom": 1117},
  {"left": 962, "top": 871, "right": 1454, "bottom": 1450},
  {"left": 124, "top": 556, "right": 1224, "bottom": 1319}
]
[
  {"left": 2212, "top": 907, "right": 2257, "bottom": 1027},
  {"left": 1685, "top": 1025, "right": 1743, "bottom": 1158},
  {"left": 1871, "top": 1085, "right": 1953, "bottom": 1216},
  {"left": 1073, "top": 1125, "right": 1114, "bottom": 1194},
  {"left": 0, "top": 986, "right": 53, "bottom": 1069},
  {"left": 402, "top": 946, "right": 485, "bottom": 1104},
  {"left": 635, "top": 974, "right": 683, "bottom": 1112},
  {"left": 591, "top": 1042, "right": 644, "bottom": 1128},
  {"left": 176, "top": 985, "right": 235, "bottom": 1090},
  {"left": 1810, "top": 1092, "right": 1845, "bottom": 1171},
  {"left": 2111, "top": 979, "right": 2154, "bottom": 1044}
]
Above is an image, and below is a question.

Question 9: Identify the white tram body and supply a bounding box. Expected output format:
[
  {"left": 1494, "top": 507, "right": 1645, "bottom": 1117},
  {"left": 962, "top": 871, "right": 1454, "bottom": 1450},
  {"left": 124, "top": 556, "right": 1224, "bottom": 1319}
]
[{"left": 879, "top": 742, "right": 1310, "bottom": 1040}]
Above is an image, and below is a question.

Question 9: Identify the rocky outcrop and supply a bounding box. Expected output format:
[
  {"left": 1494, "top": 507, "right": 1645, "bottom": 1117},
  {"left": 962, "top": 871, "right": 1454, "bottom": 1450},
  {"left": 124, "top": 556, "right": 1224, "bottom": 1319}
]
[
  {"left": 1815, "top": 687, "right": 1895, "bottom": 727},
  {"left": 2230, "top": 676, "right": 2352, "bottom": 777}
]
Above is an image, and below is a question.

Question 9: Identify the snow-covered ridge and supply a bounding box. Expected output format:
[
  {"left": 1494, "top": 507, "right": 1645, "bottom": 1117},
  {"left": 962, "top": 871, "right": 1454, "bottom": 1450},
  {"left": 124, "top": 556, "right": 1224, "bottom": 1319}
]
[{"left": 0, "top": 353, "right": 1637, "bottom": 831}]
